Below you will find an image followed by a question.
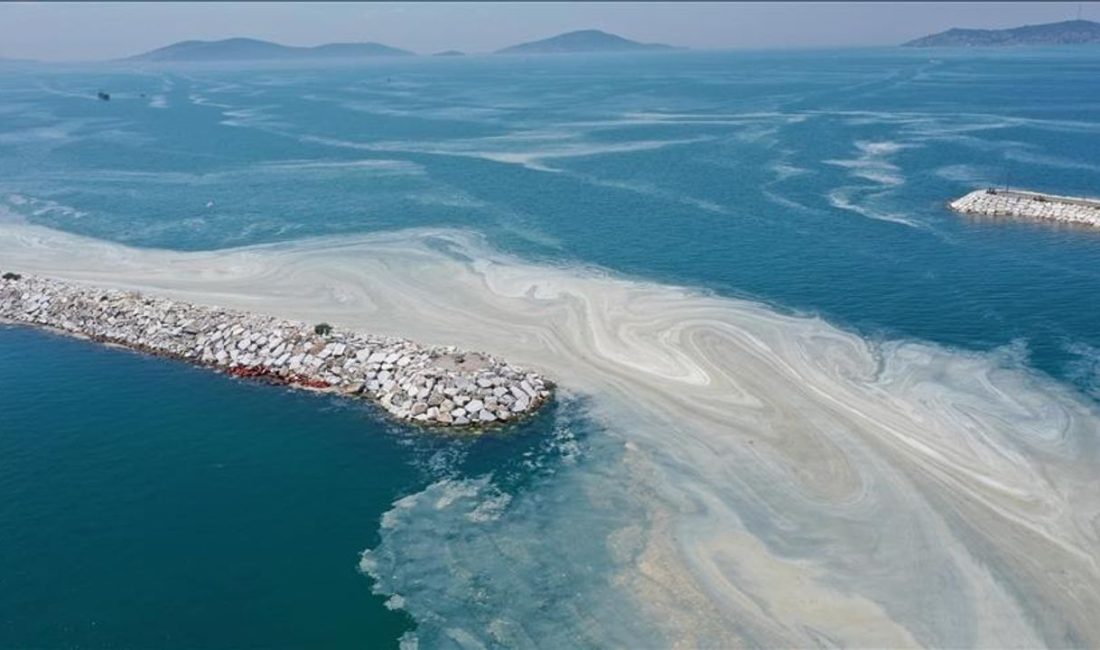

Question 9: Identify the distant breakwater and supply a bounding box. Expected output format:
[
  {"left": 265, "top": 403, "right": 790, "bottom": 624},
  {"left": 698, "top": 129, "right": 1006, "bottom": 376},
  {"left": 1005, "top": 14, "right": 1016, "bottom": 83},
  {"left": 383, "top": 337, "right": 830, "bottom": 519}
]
[
  {"left": 950, "top": 188, "right": 1100, "bottom": 228},
  {"left": 0, "top": 274, "right": 551, "bottom": 429}
]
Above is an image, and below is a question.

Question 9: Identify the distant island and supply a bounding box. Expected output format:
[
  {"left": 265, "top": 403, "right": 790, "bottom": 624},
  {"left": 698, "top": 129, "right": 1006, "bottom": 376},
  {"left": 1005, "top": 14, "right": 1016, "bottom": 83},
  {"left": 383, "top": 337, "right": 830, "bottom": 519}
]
[
  {"left": 120, "top": 30, "right": 682, "bottom": 63},
  {"left": 496, "top": 29, "right": 678, "bottom": 55},
  {"left": 125, "top": 37, "right": 414, "bottom": 62},
  {"left": 903, "top": 19, "right": 1100, "bottom": 47}
]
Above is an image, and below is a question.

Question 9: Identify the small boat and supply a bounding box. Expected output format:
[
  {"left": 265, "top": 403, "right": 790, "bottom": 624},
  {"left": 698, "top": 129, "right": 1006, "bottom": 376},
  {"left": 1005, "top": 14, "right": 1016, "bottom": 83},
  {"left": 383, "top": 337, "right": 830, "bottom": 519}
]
[{"left": 97, "top": 91, "right": 110, "bottom": 101}]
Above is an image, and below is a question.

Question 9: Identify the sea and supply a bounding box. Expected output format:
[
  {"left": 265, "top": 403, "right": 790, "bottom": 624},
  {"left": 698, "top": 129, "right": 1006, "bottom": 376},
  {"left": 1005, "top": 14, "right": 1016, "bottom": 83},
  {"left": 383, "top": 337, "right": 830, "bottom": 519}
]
[{"left": 1, "top": 47, "right": 1099, "bottom": 648}]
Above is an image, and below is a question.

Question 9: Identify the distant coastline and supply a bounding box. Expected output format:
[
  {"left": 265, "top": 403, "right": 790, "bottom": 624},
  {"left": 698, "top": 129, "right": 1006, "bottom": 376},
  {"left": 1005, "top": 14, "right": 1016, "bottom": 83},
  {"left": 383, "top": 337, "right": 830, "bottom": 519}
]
[{"left": 904, "top": 19, "right": 1100, "bottom": 47}]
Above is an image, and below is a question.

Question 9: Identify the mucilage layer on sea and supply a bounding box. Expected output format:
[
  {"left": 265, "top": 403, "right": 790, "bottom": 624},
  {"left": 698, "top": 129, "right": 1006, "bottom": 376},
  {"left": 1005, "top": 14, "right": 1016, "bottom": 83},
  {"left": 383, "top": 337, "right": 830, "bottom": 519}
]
[
  {"left": 3, "top": 48, "right": 1100, "bottom": 649},
  {"left": 2, "top": 220, "right": 1098, "bottom": 648}
]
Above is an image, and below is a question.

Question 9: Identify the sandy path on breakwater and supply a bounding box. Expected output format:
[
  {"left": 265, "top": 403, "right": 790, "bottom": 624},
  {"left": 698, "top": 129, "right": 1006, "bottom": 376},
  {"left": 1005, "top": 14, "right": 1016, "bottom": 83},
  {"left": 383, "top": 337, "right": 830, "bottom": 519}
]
[{"left": 1, "top": 220, "right": 1098, "bottom": 648}]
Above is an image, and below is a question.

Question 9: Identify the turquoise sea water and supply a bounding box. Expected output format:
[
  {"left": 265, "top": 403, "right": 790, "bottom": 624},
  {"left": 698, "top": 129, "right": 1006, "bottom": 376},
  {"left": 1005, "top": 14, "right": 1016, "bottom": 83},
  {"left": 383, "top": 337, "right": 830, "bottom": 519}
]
[
  {"left": 0, "top": 326, "right": 579, "bottom": 647},
  {"left": 2, "top": 48, "right": 1100, "bottom": 647}
]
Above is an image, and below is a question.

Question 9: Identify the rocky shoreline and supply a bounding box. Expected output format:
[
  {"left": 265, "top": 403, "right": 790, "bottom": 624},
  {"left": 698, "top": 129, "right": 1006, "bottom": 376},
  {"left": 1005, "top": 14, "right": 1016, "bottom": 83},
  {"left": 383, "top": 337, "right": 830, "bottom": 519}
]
[
  {"left": 949, "top": 188, "right": 1100, "bottom": 228},
  {"left": 0, "top": 273, "right": 551, "bottom": 429}
]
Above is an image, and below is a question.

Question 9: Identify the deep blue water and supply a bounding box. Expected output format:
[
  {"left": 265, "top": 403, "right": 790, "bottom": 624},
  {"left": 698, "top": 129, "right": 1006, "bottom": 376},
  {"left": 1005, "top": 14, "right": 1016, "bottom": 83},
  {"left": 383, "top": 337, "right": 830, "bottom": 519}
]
[{"left": 2, "top": 48, "right": 1100, "bottom": 646}]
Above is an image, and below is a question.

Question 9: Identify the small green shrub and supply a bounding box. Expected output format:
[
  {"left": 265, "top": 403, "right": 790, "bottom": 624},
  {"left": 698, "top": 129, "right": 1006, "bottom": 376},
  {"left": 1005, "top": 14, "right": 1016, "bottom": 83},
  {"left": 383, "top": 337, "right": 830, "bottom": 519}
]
[
  {"left": 314, "top": 322, "right": 333, "bottom": 336},
  {"left": 2, "top": 272, "right": 21, "bottom": 281}
]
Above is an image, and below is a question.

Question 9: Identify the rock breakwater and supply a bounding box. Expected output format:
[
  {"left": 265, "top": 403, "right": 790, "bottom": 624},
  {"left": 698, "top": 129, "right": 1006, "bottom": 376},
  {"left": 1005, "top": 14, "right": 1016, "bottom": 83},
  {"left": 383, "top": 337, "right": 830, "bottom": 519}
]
[
  {"left": 0, "top": 274, "right": 551, "bottom": 429},
  {"left": 950, "top": 188, "right": 1100, "bottom": 228}
]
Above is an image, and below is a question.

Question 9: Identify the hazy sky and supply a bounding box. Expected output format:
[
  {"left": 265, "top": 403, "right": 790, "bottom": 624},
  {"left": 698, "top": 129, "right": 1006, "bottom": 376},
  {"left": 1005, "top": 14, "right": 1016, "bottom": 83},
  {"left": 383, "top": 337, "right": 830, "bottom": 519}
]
[{"left": 0, "top": 2, "right": 1095, "bottom": 61}]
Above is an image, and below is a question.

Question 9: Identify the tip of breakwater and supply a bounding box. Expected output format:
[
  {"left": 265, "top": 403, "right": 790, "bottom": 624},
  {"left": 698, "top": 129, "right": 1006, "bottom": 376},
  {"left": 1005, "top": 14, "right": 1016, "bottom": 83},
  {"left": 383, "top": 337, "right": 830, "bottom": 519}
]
[
  {"left": 0, "top": 273, "right": 553, "bottom": 431},
  {"left": 949, "top": 188, "right": 1100, "bottom": 229}
]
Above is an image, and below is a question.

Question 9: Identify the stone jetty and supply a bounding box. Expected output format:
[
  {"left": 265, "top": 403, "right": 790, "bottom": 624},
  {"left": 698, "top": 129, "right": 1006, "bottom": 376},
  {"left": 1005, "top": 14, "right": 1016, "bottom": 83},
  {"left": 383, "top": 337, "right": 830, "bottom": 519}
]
[
  {"left": 950, "top": 188, "right": 1100, "bottom": 228},
  {"left": 0, "top": 274, "right": 551, "bottom": 429}
]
